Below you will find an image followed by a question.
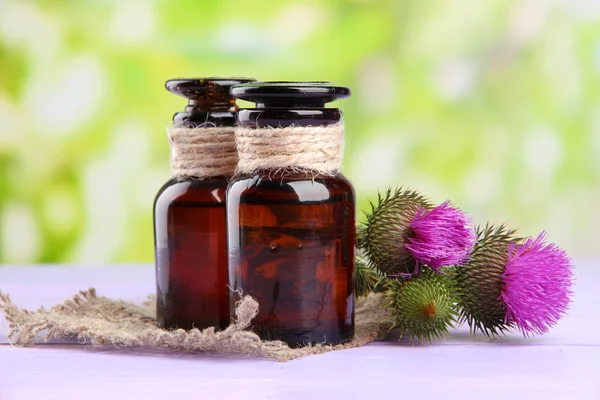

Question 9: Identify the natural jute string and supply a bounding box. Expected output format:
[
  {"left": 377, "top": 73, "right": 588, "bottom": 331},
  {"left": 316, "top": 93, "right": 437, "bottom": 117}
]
[
  {"left": 0, "top": 290, "right": 391, "bottom": 362},
  {"left": 168, "top": 126, "right": 238, "bottom": 178},
  {"left": 235, "top": 123, "right": 344, "bottom": 175}
]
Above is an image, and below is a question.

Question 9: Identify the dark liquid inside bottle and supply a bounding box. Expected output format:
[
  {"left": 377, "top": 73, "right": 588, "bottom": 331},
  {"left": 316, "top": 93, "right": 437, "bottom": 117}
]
[
  {"left": 227, "top": 81, "right": 355, "bottom": 346},
  {"left": 154, "top": 77, "right": 254, "bottom": 330},
  {"left": 154, "top": 178, "right": 229, "bottom": 330},
  {"left": 228, "top": 172, "right": 355, "bottom": 346}
]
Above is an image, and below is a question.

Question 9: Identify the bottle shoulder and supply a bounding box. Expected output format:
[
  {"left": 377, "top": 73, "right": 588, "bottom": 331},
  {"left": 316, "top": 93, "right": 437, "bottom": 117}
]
[
  {"left": 154, "top": 177, "right": 229, "bottom": 206},
  {"left": 227, "top": 170, "right": 354, "bottom": 204}
]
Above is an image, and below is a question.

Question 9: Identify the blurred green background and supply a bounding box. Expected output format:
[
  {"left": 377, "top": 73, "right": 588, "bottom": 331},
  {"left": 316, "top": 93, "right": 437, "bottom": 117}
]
[{"left": 0, "top": 0, "right": 598, "bottom": 264}]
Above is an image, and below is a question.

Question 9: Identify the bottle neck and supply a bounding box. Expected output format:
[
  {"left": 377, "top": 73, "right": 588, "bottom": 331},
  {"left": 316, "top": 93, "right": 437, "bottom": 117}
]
[
  {"left": 236, "top": 109, "right": 342, "bottom": 128},
  {"left": 173, "top": 111, "right": 237, "bottom": 128},
  {"left": 186, "top": 99, "right": 236, "bottom": 113},
  {"left": 235, "top": 111, "right": 345, "bottom": 175}
]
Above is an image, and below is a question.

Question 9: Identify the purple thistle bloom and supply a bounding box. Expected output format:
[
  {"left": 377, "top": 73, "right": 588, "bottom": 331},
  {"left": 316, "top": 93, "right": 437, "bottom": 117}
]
[
  {"left": 404, "top": 201, "right": 477, "bottom": 272},
  {"left": 501, "top": 232, "right": 573, "bottom": 336}
]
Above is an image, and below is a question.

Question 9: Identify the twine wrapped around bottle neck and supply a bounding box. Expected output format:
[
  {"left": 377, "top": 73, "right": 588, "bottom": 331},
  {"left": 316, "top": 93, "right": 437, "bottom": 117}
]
[
  {"left": 235, "top": 123, "right": 345, "bottom": 175},
  {"left": 168, "top": 126, "right": 238, "bottom": 179}
]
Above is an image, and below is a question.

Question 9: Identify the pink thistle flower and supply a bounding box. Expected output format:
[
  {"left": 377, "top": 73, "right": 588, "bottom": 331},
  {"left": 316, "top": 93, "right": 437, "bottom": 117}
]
[
  {"left": 404, "top": 201, "right": 477, "bottom": 272},
  {"left": 501, "top": 232, "right": 573, "bottom": 336}
]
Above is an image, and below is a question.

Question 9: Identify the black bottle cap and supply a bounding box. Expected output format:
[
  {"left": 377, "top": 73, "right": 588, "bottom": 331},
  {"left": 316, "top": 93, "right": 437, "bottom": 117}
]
[
  {"left": 230, "top": 81, "right": 351, "bottom": 108},
  {"left": 166, "top": 78, "right": 256, "bottom": 113}
]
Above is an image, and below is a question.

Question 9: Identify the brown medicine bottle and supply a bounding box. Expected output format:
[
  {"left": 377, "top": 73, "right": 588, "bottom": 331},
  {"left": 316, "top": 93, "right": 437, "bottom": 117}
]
[
  {"left": 227, "top": 82, "right": 356, "bottom": 347},
  {"left": 154, "top": 78, "right": 254, "bottom": 330}
]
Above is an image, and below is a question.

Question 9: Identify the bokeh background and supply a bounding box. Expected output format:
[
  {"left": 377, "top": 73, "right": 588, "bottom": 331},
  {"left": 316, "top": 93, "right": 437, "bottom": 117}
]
[{"left": 0, "top": 0, "right": 599, "bottom": 264}]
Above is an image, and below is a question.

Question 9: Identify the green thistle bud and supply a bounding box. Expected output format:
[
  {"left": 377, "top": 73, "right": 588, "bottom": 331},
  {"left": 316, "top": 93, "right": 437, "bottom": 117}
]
[
  {"left": 388, "top": 272, "right": 456, "bottom": 342},
  {"left": 359, "top": 188, "right": 431, "bottom": 275},
  {"left": 355, "top": 251, "right": 391, "bottom": 296},
  {"left": 355, "top": 253, "right": 382, "bottom": 297},
  {"left": 453, "top": 224, "right": 520, "bottom": 336}
]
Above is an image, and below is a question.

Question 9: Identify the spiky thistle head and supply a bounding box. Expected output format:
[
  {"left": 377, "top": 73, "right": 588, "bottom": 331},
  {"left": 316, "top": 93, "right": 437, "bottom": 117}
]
[
  {"left": 405, "top": 201, "right": 477, "bottom": 272},
  {"left": 359, "top": 188, "right": 431, "bottom": 275},
  {"left": 454, "top": 224, "right": 519, "bottom": 336},
  {"left": 501, "top": 232, "right": 573, "bottom": 336},
  {"left": 388, "top": 272, "right": 456, "bottom": 343}
]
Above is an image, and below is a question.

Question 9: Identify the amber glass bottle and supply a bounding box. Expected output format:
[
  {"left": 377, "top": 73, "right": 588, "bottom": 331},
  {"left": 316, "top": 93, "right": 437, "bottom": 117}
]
[
  {"left": 227, "top": 82, "right": 355, "bottom": 347},
  {"left": 154, "top": 78, "right": 254, "bottom": 330}
]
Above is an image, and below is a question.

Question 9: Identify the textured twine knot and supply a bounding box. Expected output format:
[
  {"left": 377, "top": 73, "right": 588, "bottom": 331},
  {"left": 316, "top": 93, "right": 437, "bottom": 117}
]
[
  {"left": 168, "top": 126, "right": 238, "bottom": 178},
  {"left": 235, "top": 123, "right": 345, "bottom": 175}
]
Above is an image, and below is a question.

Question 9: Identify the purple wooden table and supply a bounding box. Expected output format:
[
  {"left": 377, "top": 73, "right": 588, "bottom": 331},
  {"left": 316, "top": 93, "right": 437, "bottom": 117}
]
[{"left": 1, "top": 262, "right": 599, "bottom": 400}]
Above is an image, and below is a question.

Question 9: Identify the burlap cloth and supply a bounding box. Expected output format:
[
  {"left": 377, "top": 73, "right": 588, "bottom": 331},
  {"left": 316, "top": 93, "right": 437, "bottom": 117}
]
[{"left": 0, "top": 290, "right": 391, "bottom": 362}]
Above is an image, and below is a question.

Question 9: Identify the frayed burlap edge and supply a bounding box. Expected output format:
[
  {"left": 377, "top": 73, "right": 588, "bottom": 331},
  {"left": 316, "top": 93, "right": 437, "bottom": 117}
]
[{"left": 0, "top": 289, "right": 391, "bottom": 362}]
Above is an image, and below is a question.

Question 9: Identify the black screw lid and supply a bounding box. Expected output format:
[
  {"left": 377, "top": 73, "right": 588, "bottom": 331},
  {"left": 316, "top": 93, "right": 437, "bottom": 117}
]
[
  {"left": 230, "top": 81, "right": 351, "bottom": 108},
  {"left": 166, "top": 77, "right": 256, "bottom": 112}
]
